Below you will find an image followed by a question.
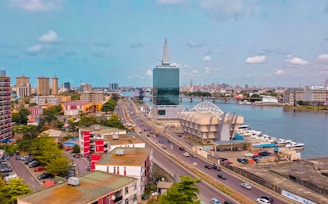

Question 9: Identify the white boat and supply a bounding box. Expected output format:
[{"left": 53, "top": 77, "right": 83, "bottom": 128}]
[
  {"left": 239, "top": 100, "right": 252, "bottom": 105},
  {"left": 276, "top": 139, "right": 293, "bottom": 144},
  {"left": 238, "top": 124, "right": 249, "bottom": 129},
  {"left": 285, "top": 142, "right": 305, "bottom": 149}
]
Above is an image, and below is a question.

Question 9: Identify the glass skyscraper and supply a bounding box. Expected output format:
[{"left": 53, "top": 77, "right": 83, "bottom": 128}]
[{"left": 153, "top": 39, "right": 183, "bottom": 119}]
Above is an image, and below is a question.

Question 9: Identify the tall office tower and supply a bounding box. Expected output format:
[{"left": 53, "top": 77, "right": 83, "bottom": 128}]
[
  {"left": 16, "top": 76, "right": 31, "bottom": 98},
  {"left": 52, "top": 76, "right": 58, "bottom": 95},
  {"left": 64, "top": 82, "right": 71, "bottom": 91},
  {"left": 0, "top": 71, "right": 12, "bottom": 139},
  {"left": 153, "top": 39, "right": 183, "bottom": 119},
  {"left": 37, "top": 76, "right": 50, "bottom": 96},
  {"left": 109, "top": 83, "right": 119, "bottom": 92},
  {"left": 80, "top": 83, "right": 92, "bottom": 92}
]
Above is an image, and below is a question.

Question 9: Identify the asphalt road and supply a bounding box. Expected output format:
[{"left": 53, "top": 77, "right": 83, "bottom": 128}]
[{"left": 121, "top": 98, "right": 289, "bottom": 204}]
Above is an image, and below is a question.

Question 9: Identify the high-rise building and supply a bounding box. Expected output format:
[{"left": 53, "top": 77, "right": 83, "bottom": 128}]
[
  {"left": 52, "top": 76, "right": 58, "bottom": 95},
  {"left": 37, "top": 76, "right": 50, "bottom": 95},
  {"left": 0, "top": 71, "right": 12, "bottom": 140},
  {"left": 80, "top": 83, "right": 92, "bottom": 92},
  {"left": 64, "top": 82, "right": 71, "bottom": 91},
  {"left": 16, "top": 76, "right": 31, "bottom": 98},
  {"left": 109, "top": 83, "right": 119, "bottom": 92},
  {"left": 153, "top": 39, "right": 183, "bottom": 119}
]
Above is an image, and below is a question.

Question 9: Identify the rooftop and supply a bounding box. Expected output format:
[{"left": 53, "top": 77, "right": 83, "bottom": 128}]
[
  {"left": 62, "top": 100, "right": 91, "bottom": 106},
  {"left": 104, "top": 134, "right": 144, "bottom": 146},
  {"left": 80, "top": 125, "right": 126, "bottom": 135},
  {"left": 18, "top": 171, "right": 137, "bottom": 204},
  {"left": 96, "top": 147, "right": 152, "bottom": 166}
]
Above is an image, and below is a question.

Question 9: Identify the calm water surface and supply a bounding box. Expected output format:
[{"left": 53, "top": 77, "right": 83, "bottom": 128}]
[{"left": 124, "top": 92, "right": 328, "bottom": 158}]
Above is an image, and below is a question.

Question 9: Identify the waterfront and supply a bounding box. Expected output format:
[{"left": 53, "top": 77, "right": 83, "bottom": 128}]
[{"left": 123, "top": 92, "right": 328, "bottom": 158}]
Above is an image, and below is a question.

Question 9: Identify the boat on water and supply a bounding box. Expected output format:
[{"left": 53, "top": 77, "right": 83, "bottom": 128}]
[
  {"left": 238, "top": 124, "right": 249, "bottom": 129},
  {"left": 285, "top": 142, "right": 305, "bottom": 149},
  {"left": 238, "top": 100, "right": 252, "bottom": 105},
  {"left": 276, "top": 138, "right": 293, "bottom": 144}
]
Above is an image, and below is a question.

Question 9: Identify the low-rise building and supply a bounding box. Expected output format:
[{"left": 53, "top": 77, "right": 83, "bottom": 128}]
[
  {"left": 95, "top": 147, "right": 153, "bottom": 199},
  {"left": 61, "top": 100, "right": 93, "bottom": 116},
  {"left": 17, "top": 171, "right": 138, "bottom": 204},
  {"left": 178, "top": 101, "right": 244, "bottom": 144}
]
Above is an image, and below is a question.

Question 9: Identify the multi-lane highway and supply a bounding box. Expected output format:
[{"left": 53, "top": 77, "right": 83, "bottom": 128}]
[{"left": 117, "top": 98, "right": 291, "bottom": 204}]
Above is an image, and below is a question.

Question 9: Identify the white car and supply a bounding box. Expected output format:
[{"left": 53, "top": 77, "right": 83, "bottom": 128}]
[
  {"left": 241, "top": 182, "right": 252, "bottom": 190},
  {"left": 245, "top": 152, "right": 254, "bottom": 157},
  {"left": 182, "top": 152, "right": 190, "bottom": 157},
  {"left": 256, "top": 198, "right": 270, "bottom": 204}
]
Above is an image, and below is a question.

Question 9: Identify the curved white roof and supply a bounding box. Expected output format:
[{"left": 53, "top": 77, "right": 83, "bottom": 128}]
[{"left": 190, "top": 101, "right": 224, "bottom": 114}]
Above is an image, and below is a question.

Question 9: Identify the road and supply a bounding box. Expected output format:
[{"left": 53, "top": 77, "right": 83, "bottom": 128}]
[{"left": 120, "top": 98, "right": 290, "bottom": 204}]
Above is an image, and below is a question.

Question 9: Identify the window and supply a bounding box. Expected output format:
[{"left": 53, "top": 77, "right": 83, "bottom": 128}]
[
  {"left": 158, "top": 109, "right": 165, "bottom": 115},
  {"left": 133, "top": 194, "right": 137, "bottom": 201},
  {"left": 113, "top": 166, "right": 116, "bottom": 174},
  {"left": 125, "top": 187, "right": 129, "bottom": 194},
  {"left": 133, "top": 184, "right": 137, "bottom": 190},
  {"left": 117, "top": 166, "right": 119, "bottom": 175},
  {"left": 125, "top": 198, "right": 129, "bottom": 204}
]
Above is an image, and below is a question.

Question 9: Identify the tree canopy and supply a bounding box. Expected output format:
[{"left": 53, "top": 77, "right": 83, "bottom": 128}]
[
  {"left": 158, "top": 176, "right": 201, "bottom": 204},
  {"left": 107, "top": 114, "right": 124, "bottom": 129},
  {"left": 0, "top": 177, "right": 32, "bottom": 204},
  {"left": 77, "top": 115, "right": 99, "bottom": 127},
  {"left": 11, "top": 108, "right": 30, "bottom": 125},
  {"left": 101, "top": 99, "right": 116, "bottom": 113}
]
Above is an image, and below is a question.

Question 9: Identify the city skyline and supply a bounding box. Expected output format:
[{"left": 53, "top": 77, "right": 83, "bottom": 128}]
[{"left": 1, "top": 0, "right": 328, "bottom": 87}]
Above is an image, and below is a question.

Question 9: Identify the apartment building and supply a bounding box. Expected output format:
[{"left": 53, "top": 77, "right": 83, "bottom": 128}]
[
  {"left": 16, "top": 76, "right": 31, "bottom": 98},
  {"left": 37, "top": 76, "right": 50, "bottom": 95},
  {"left": 0, "top": 71, "right": 11, "bottom": 140}
]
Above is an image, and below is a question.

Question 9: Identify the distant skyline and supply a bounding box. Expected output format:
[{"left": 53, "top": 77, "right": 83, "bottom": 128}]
[{"left": 1, "top": 0, "right": 328, "bottom": 88}]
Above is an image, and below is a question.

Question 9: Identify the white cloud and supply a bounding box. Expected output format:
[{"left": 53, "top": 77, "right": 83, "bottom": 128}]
[
  {"left": 318, "top": 54, "right": 328, "bottom": 61},
  {"left": 273, "top": 69, "right": 286, "bottom": 76},
  {"left": 39, "top": 30, "right": 59, "bottom": 43},
  {"left": 171, "top": 62, "right": 180, "bottom": 67},
  {"left": 245, "top": 55, "right": 266, "bottom": 64},
  {"left": 157, "top": 0, "right": 187, "bottom": 4},
  {"left": 10, "top": 0, "right": 63, "bottom": 12},
  {"left": 285, "top": 57, "right": 308, "bottom": 66},
  {"left": 183, "top": 64, "right": 189, "bottom": 68},
  {"left": 201, "top": 0, "right": 245, "bottom": 20},
  {"left": 202, "top": 55, "right": 211, "bottom": 61},
  {"left": 145, "top": 70, "right": 152, "bottom": 76},
  {"left": 27, "top": 44, "right": 42, "bottom": 53}
]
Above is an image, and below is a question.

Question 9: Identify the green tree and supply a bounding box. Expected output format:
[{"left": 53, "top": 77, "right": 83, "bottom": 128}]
[
  {"left": 107, "top": 114, "right": 124, "bottom": 128},
  {"left": 11, "top": 108, "right": 30, "bottom": 125},
  {"left": 42, "top": 105, "right": 62, "bottom": 124},
  {"left": 13, "top": 125, "right": 41, "bottom": 140},
  {"left": 77, "top": 115, "right": 99, "bottom": 127},
  {"left": 111, "top": 93, "right": 121, "bottom": 101},
  {"left": 46, "top": 156, "right": 71, "bottom": 176},
  {"left": 0, "top": 177, "right": 32, "bottom": 204},
  {"left": 101, "top": 99, "right": 116, "bottom": 113},
  {"left": 158, "top": 176, "right": 201, "bottom": 204},
  {"left": 72, "top": 144, "right": 80, "bottom": 154}
]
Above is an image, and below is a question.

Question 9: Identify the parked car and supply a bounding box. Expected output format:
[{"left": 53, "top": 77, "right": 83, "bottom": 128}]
[
  {"left": 245, "top": 152, "right": 254, "bottom": 157},
  {"left": 34, "top": 166, "right": 45, "bottom": 172},
  {"left": 28, "top": 161, "right": 40, "bottom": 168},
  {"left": 241, "top": 182, "right": 252, "bottom": 190},
  {"left": 37, "top": 172, "right": 53, "bottom": 180},
  {"left": 24, "top": 157, "right": 34, "bottom": 164},
  {"left": 217, "top": 174, "right": 227, "bottom": 180},
  {"left": 0, "top": 166, "right": 12, "bottom": 173},
  {"left": 256, "top": 198, "right": 270, "bottom": 204},
  {"left": 15, "top": 155, "right": 21, "bottom": 160}
]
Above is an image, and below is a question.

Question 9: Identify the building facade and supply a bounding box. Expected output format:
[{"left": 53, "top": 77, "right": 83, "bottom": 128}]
[
  {"left": 109, "top": 83, "right": 119, "bottom": 92},
  {"left": 95, "top": 147, "right": 153, "bottom": 198},
  {"left": 80, "top": 83, "right": 92, "bottom": 92},
  {"left": 51, "top": 76, "right": 58, "bottom": 95},
  {"left": 303, "top": 85, "right": 327, "bottom": 105},
  {"left": 153, "top": 39, "right": 183, "bottom": 119},
  {"left": 80, "top": 91, "right": 105, "bottom": 103},
  {"left": 282, "top": 88, "right": 304, "bottom": 105},
  {"left": 37, "top": 76, "right": 50, "bottom": 96},
  {"left": 16, "top": 76, "right": 31, "bottom": 98},
  {"left": 63, "top": 82, "right": 71, "bottom": 91},
  {"left": 0, "top": 71, "right": 11, "bottom": 140}
]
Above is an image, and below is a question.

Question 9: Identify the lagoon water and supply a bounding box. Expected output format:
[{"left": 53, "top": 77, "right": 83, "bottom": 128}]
[{"left": 123, "top": 92, "right": 328, "bottom": 158}]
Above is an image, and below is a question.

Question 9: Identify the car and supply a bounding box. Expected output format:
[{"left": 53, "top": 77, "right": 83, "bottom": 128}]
[
  {"left": 256, "top": 198, "right": 270, "bottom": 204},
  {"left": 0, "top": 166, "right": 12, "bottom": 173},
  {"left": 217, "top": 174, "right": 227, "bottom": 180},
  {"left": 34, "top": 166, "right": 45, "bottom": 172},
  {"left": 24, "top": 157, "right": 34, "bottom": 164},
  {"left": 37, "top": 172, "right": 53, "bottom": 180},
  {"left": 179, "top": 147, "right": 185, "bottom": 151},
  {"left": 204, "top": 164, "right": 213, "bottom": 169},
  {"left": 28, "top": 161, "right": 40, "bottom": 168},
  {"left": 260, "top": 196, "right": 274, "bottom": 203},
  {"left": 182, "top": 152, "right": 190, "bottom": 157},
  {"left": 241, "top": 182, "right": 252, "bottom": 190},
  {"left": 210, "top": 197, "right": 221, "bottom": 204},
  {"left": 15, "top": 155, "right": 21, "bottom": 160},
  {"left": 245, "top": 152, "right": 254, "bottom": 157}
]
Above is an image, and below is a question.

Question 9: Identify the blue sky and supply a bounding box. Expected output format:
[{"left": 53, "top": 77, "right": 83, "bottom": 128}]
[{"left": 1, "top": 0, "right": 328, "bottom": 88}]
